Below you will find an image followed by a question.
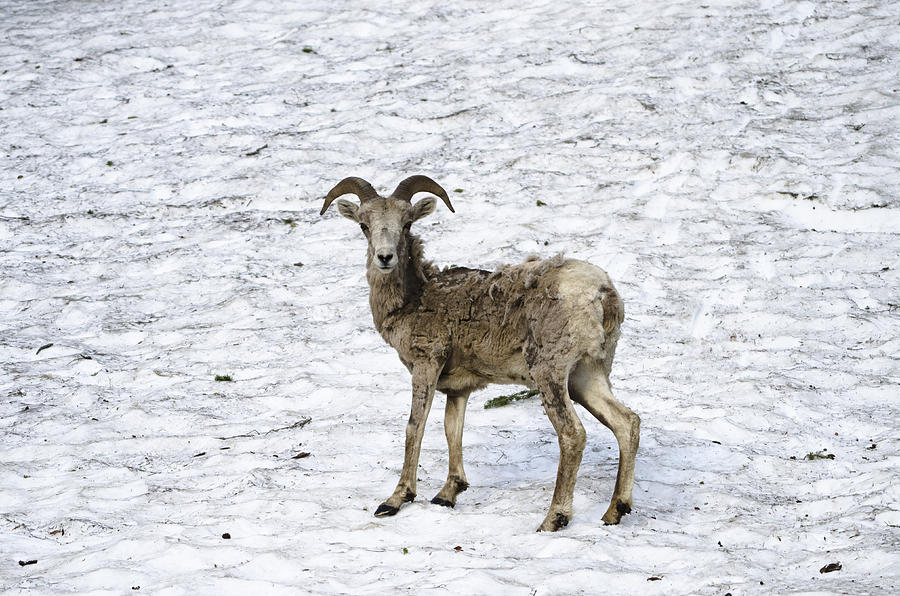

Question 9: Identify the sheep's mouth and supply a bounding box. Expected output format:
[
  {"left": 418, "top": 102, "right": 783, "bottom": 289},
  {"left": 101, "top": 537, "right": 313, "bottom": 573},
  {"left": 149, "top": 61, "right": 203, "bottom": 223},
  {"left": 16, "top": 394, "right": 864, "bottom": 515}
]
[{"left": 375, "top": 264, "right": 396, "bottom": 274}]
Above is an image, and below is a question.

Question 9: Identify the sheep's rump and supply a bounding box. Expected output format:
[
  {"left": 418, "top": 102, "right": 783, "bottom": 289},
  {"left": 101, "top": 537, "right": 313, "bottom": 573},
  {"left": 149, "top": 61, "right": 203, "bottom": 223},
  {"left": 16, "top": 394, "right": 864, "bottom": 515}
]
[{"left": 428, "top": 256, "right": 622, "bottom": 394}]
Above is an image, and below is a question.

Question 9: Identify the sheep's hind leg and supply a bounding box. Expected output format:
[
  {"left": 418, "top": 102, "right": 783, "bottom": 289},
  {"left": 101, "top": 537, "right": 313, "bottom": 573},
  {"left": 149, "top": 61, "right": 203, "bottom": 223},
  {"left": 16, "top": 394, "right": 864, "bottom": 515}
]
[
  {"left": 531, "top": 368, "right": 586, "bottom": 532},
  {"left": 432, "top": 391, "right": 471, "bottom": 508},
  {"left": 568, "top": 358, "right": 640, "bottom": 525}
]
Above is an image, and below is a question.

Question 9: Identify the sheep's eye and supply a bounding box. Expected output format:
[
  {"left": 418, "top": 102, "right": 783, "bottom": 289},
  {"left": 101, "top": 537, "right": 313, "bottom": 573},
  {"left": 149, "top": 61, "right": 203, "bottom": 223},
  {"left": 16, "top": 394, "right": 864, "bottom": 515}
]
[{"left": 359, "top": 223, "right": 369, "bottom": 234}]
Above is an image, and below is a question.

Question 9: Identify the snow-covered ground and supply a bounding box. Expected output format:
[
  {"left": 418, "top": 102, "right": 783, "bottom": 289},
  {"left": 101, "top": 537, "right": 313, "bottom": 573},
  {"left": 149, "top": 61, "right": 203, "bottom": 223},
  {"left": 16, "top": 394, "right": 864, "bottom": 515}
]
[{"left": 2, "top": 0, "right": 899, "bottom": 593}]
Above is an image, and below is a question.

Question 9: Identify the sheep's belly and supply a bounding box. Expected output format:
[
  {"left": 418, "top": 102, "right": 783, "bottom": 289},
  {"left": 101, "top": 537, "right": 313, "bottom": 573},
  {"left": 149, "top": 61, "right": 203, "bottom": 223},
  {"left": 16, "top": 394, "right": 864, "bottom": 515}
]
[{"left": 437, "top": 353, "right": 534, "bottom": 394}]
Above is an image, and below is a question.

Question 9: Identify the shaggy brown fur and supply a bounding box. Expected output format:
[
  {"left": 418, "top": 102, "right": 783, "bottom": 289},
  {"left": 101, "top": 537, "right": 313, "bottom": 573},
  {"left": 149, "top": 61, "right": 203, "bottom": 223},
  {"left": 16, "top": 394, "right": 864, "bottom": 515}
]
[{"left": 321, "top": 175, "right": 640, "bottom": 531}]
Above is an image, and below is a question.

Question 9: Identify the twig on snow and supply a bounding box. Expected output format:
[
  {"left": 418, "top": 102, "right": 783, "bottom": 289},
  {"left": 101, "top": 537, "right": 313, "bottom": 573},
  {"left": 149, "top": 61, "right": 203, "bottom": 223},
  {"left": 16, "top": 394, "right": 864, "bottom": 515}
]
[
  {"left": 244, "top": 144, "right": 268, "bottom": 157},
  {"left": 215, "top": 417, "right": 311, "bottom": 440}
]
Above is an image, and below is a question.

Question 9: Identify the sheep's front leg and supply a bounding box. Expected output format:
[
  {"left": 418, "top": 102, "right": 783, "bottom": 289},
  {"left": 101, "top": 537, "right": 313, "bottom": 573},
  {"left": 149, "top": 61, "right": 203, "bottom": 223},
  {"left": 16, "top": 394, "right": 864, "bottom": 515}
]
[
  {"left": 432, "top": 391, "right": 471, "bottom": 508},
  {"left": 374, "top": 364, "right": 439, "bottom": 517}
]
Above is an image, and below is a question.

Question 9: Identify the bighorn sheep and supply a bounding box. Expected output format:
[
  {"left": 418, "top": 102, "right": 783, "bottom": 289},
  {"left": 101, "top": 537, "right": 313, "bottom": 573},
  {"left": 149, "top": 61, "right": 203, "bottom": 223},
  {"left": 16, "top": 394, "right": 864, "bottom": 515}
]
[{"left": 320, "top": 175, "right": 640, "bottom": 531}]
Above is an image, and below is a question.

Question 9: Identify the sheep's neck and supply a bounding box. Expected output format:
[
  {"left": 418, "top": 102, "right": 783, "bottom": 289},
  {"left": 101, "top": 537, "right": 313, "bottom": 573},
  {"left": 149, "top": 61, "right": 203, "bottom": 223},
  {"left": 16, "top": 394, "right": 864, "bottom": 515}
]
[{"left": 366, "top": 233, "right": 426, "bottom": 334}]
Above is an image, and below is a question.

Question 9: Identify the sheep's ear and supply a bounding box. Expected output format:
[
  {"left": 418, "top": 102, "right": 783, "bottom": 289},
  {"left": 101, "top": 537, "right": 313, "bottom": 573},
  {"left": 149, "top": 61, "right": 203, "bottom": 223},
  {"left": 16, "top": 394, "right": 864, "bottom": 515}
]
[
  {"left": 336, "top": 199, "right": 359, "bottom": 222},
  {"left": 411, "top": 196, "right": 437, "bottom": 221}
]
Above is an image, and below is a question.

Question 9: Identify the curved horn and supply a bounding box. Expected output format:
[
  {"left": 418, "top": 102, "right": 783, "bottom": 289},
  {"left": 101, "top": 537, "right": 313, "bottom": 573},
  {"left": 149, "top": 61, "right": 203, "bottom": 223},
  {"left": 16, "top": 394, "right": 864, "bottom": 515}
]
[
  {"left": 389, "top": 175, "right": 455, "bottom": 213},
  {"left": 320, "top": 177, "right": 380, "bottom": 215}
]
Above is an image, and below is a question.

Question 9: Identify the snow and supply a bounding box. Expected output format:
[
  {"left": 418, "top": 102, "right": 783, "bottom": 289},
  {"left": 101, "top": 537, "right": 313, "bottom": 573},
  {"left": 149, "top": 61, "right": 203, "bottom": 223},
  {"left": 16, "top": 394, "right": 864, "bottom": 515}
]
[{"left": 1, "top": 0, "right": 899, "bottom": 593}]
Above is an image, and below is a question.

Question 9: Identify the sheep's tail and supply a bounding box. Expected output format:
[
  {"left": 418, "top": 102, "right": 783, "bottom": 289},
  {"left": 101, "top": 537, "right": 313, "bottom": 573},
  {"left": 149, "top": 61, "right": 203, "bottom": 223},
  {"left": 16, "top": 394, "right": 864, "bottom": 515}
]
[{"left": 600, "top": 288, "right": 623, "bottom": 336}]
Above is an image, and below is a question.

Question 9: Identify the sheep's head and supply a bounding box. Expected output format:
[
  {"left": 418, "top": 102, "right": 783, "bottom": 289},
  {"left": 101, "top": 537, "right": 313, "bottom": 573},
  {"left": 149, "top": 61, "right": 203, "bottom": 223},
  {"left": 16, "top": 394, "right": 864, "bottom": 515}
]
[{"left": 321, "top": 176, "right": 455, "bottom": 274}]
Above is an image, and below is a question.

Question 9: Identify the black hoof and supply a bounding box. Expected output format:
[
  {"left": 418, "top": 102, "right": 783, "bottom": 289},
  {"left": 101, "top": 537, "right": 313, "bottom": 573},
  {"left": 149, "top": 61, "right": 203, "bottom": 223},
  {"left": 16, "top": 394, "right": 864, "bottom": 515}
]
[
  {"left": 374, "top": 504, "right": 399, "bottom": 517},
  {"left": 603, "top": 501, "right": 632, "bottom": 525},
  {"left": 537, "top": 512, "right": 570, "bottom": 532},
  {"left": 431, "top": 496, "right": 455, "bottom": 508},
  {"left": 553, "top": 513, "right": 569, "bottom": 530}
]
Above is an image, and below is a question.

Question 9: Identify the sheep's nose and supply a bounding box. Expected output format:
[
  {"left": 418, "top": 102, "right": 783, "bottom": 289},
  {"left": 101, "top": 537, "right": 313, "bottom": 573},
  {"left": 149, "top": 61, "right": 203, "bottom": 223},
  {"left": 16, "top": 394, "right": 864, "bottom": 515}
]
[{"left": 377, "top": 252, "right": 394, "bottom": 266}]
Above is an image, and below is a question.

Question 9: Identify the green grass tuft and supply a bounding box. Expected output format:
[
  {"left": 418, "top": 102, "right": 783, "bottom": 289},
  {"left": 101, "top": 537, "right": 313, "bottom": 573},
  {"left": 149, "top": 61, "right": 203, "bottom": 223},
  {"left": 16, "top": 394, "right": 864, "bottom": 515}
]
[{"left": 484, "top": 389, "right": 539, "bottom": 409}]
